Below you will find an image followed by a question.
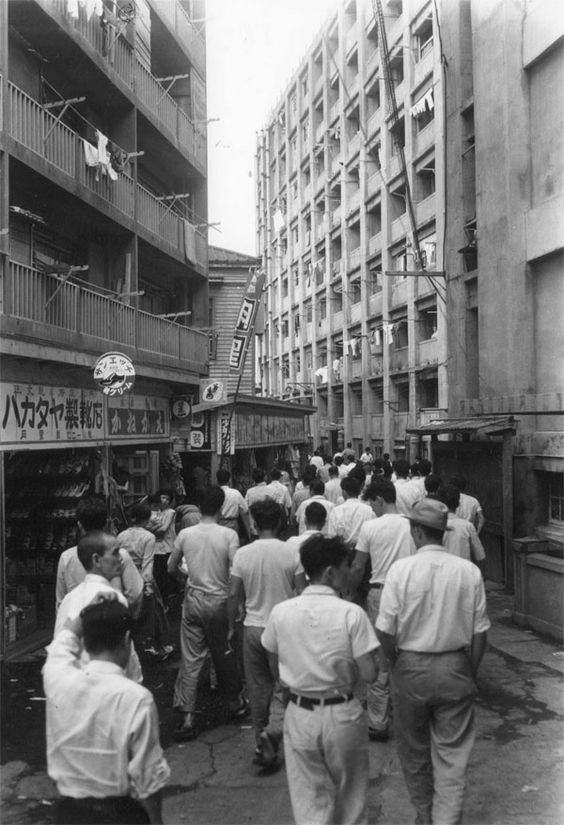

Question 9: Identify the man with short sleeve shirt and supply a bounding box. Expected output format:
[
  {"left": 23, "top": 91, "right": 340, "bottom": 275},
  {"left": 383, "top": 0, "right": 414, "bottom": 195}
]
[
  {"left": 349, "top": 478, "right": 415, "bottom": 739},
  {"left": 168, "top": 487, "right": 247, "bottom": 741},
  {"left": 262, "top": 534, "right": 379, "bottom": 825},
  {"left": 294, "top": 479, "right": 334, "bottom": 535},
  {"left": 326, "top": 476, "right": 374, "bottom": 552},
  {"left": 227, "top": 499, "right": 305, "bottom": 764},
  {"left": 216, "top": 468, "right": 251, "bottom": 540},
  {"left": 376, "top": 498, "right": 490, "bottom": 825}
]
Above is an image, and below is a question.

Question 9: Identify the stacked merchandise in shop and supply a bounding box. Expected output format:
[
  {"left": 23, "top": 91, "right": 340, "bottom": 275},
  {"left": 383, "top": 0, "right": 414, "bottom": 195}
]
[{"left": 4, "top": 449, "right": 94, "bottom": 646}]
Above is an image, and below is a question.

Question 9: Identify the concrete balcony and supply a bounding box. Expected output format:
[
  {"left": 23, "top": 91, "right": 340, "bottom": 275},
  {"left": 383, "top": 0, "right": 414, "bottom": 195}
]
[
  {"left": 352, "top": 414, "right": 364, "bottom": 438},
  {"left": 416, "top": 194, "right": 437, "bottom": 227},
  {"left": 315, "top": 170, "right": 326, "bottom": 193},
  {"left": 331, "top": 153, "right": 343, "bottom": 176},
  {"left": 350, "top": 302, "right": 362, "bottom": 324},
  {"left": 8, "top": 83, "right": 206, "bottom": 270},
  {"left": 413, "top": 122, "right": 435, "bottom": 158},
  {"left": 391, "top": 278, "right": 409, "bottom": 306},
  {"left": 347, "top": 189, "right": 361, "bottom": 215},
  {"left": 416, "top": 338, "right": 439, "bottom": 366},
  {"left": 366, "top": 49, "right": 380, "bottom": 78},
  {"left": 393, "top": 412, "right": 409, "bottom": 440},
  {"left": 2, "top": 261, "right": 209, "bottom": 374},
  {"left": 315, "top": 122, "right": 326, "bottom": 144},
  {"left": 368, "top": 354, "right": 384, "bottom": 376},
  {"left": 371, "top": 414, "right": 384, "bottom": 437},
  {"left": 317, "top": 317, "right": 329, "bottom": 337},
  {"left": 332, "top": 205, "right": 342, "bottom": 224},
  {"left": 366, "top": 109, "right": 381, "bottom": 138},
  {"left": 391, "top": 216, "right": 407, "bottom": 243},
  {"left": 149, "top": 0, "right": 206, "bottom": 76},
  {"left": 303, "top": 183, "right": 312, "bottom": 203},
  {"left": 388, "top": 154, "right": 403, "bottom": 180},
  {"left": 351, "top": 359, "right": 364, "bottom": 380},
  {"left": 347, "top": 247, "right": 362, "bottom": 272},
  {"left": 368, "top": 233, "right": 382, "bottom": 256},
  {"left": 347, "top": 132, "right": 361, "bottom": 158},
  {"left": 368, "top": 292, "right": 383, "bottom": 318},
  {"left": 38, "top": 0, "right": 205, "bottom": 168},
  {"left": 329, "top": 102, "right": 340, "bottom": 124},
  {"left": 412, "top": 48, "right": 434, "bottom": 91},
  {"left": 345, "top": 24, "right": 358, "bottom": 53},
  {"left": 313, "top": 73, "right": 324, "bottom": 98},
  {"left": 389, "top": 346, "right": 409, "bottom": 372},
  {"left": 332, "top": 310, "right": 344, "bottom": 330}
]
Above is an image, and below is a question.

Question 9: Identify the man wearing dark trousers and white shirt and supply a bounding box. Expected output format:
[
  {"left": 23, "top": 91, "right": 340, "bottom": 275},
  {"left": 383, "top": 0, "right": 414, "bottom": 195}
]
[
  {"left": 349, "top": 478, "right": 415, "bottom": 740},
  {"left": 376, "top": 498, "right": 490, "bottom": 825},
  {"left": 227, "top": 499, "right": 305, "bottom": 768}
]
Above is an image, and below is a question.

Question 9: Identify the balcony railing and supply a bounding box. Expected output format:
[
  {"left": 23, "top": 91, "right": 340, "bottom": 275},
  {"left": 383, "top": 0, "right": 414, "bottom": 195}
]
[
  {"left": 3, "top": 262, "right": 208, "bottom": 366},
  {"left": 416, "top": 338, "right": 439, "bottom": 366},
  {"left": 43, "top": 0, "right": 205, "bottom": 167},
  {"left": 8, "top": 83, "right": 206, "bottom": 268},
  {"left": 151, "top": 0, "right": 206, "bottom": 76}
]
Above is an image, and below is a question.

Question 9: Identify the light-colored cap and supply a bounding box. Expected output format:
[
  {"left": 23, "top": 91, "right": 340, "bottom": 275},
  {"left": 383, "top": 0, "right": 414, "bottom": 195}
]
[{"left": 404, "top": 498, "right": 452, "bottom": 532}]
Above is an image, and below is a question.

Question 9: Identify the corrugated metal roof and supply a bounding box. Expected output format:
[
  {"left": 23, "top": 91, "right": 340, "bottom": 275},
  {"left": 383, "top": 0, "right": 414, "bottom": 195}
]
[
  {"left": 208, "top": 245, "right": 261, "bottom": 267},
  {"left": 406, "top": 416, "right": 516, "bottom": 435}
]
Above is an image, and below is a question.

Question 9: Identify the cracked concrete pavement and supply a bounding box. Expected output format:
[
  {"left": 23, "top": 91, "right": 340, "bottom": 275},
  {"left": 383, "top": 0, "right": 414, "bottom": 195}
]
[{"left": 2, "top": 589, "right": 564, "bottom": 824}]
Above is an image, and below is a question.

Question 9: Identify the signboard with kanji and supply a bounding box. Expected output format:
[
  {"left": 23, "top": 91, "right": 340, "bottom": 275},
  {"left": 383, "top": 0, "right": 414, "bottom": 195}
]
[
  {"left": 107, "top": 395, "right": 170, "bottom": 439},
  {"left": 228, "top": 268, "right": 265, "bottom": 374},
  {"left": 1, "top": 383, "right": 104, "bottom": 446}
]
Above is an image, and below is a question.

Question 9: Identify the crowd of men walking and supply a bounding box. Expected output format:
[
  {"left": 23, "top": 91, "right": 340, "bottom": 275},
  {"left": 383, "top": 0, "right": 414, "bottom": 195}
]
[{"left": 44, "top": 445, "right": 489, "bottom": 825}]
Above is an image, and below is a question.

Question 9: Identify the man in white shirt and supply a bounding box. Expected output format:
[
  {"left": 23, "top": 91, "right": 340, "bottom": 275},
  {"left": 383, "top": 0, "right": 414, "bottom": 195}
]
[
  {"left": 216, "top": 469, "right": 251, "bottom": 540},
  {"left": 324, "top": 464, "right": 343, "bottom": 505},
  {"left": 295, "top": 479, "right": 334, "bottom": 535},
  {"left": 168, "top": 487, "right": 247, "bottom": 741},
  {"left": 308, "top": 450, "right": 324, "bottom": 472},
  {"left": 264, "top": 467, "right": 293, "bottom": 524},
  {"left": 360, "top": 446, "right": 374, "bottom": 467},
  {"left": 55, "top": 531, "right": 143, "bottom": 684},
  {"left": 56, "top": 496, "right": 143, "bottom": 616},
  {"left": 286, "top": 501, "right": 327, "bottom": 550},
  {"left": 245, "top": 468, "right": 271, "bottom": 537},
  {"left": 437, "top": 485, "right": 486, "bottom": 572},
  {"left": 262, "top": 535, "right": 379, "bottom": 824},
  {"left": 327, "top": 476, "right": 374, "bottom": 552},
  {"left": 376, "top": 498, "right": 490, "bottom": 825},
  {"left": 350, "top": 479, "right": 416, "bottom": 740},
  {"left": 44, "top": 597, "right": 169, "bottom": 824},
  {"left": 450, "top": 475, "right": 486, "bottom": 534},
  {"left": 227, "top": 499, "right": 306, "bottom": 768},
  {"left": 393, "top": 459, "right": 422, "bottom": 515}
]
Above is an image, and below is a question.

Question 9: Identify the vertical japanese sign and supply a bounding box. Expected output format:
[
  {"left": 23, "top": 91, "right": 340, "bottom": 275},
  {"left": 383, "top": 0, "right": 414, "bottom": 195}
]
[
  {"left": 228, "top": 267, "right": 266, "bottom": 374},
  {"left": 218, "top": 408, "right": 235, "bottom": 455}
]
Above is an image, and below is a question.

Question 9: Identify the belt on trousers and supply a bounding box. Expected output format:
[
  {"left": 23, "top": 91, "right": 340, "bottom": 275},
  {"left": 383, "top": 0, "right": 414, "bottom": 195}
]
[
  {"left": 369, "top": 582, "right": 383, "bottom": 589},
  {"left": 289, "top": 692, "right": 354, "bottom": 710}
]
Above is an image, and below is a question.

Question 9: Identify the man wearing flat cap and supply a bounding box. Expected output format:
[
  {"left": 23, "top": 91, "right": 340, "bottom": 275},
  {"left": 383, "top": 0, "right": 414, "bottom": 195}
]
[{"left": 375, "top": 498, "right": 490, "bottom": 825}]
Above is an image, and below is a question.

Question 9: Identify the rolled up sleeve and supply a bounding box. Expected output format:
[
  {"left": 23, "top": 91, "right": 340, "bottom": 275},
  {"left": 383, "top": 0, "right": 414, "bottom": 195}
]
[{"left": 128, "top": 699, "right": 170, "bottom": 799}]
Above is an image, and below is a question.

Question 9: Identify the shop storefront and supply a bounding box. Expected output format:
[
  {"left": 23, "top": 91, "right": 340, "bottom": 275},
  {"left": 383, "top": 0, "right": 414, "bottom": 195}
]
[
  {"left": 171, "top": 395, "right": 315, "bottom": 495},
  {"left": 1, "top": 381, "right": 173, "bottom": 658}
]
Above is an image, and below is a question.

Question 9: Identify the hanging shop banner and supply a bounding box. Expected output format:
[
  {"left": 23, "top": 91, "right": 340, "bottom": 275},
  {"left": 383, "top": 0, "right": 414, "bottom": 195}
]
[
  {"left": 235, "top": 412, "right": 306, "bottom": 448},
  {"left": 93, "top": 352, "right": 136, "bottom": 396},
  {"left": 0, "top": 382, "right": 105, "bottom": 446},
  {"left": 190, "top": 411, "right": 212, "bottom": 451},
  {"left": 228, "top": 268, "right": 266, "bottom": 374},
  {"left": 199, "top": 378, "right": 227, "bottom": 406},
  {"left": 217, "top": 408, "right": 235, "bottom": 455},
  {"left": 107, "top": 395, "right": 170, "bottom": 439}
]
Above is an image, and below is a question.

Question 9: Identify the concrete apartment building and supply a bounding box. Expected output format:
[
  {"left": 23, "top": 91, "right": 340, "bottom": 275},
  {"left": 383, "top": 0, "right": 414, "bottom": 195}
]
[
  {"left": 255, "top": 0, "right": 448, "bottom": 461},
  {"left": 0, "top": 0, "right": 209, "bottom": 655},
  {"left": 256, "top": 0, "right": 563, "bottom": 627}
]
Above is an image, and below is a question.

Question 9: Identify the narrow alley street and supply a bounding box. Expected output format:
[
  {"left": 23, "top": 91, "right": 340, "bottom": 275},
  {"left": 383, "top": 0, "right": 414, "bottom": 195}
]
[{"left": 2, "top": 590, "right": 563, "bottom": 825}]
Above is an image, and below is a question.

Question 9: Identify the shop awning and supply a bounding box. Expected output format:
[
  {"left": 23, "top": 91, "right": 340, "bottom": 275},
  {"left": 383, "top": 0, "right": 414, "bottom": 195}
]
[{"left": 406, "top": 415, "right": 517, "bottom": 436}]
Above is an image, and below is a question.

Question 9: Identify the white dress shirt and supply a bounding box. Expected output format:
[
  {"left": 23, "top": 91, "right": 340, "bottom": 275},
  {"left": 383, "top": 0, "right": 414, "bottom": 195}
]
[
  {"left": 221, "top": 486, "right": 249, "bottom": 519},
  {"left": 324, "top": 478, "right": 343, "bottom": 505},
  {"left": 327, "top": 498, "right": 374, "bottom": 547},
  {"left": 356, "top": 514, "right": 416, "bottom": 584},
  {"left": 295, "top": 495, "right": 335, "bottom": 535},
  {"left": 443, "top": 515, "right": 486, "bottom": 562},
  {"left": 456, "top": 493, "right": 483, "bottom": 530},
  {"left": 56, "top": 546, "right": 143, "bottom": 613},
  {"left": 43, "top": 629, "right": 169, "bottom": 800},
  {"left": 394, "top": 478, "right": 423, "bottom": 515},
  {"left": 264, "top": 480, "right": 292, "bottom": 513},
  {"left": 55, "top": 574, "right": 143, "bottom": 683},
  {"left": 376, "top": 546, "right": 491, "bottom": 652},
  {"left": 262, "top": 584, "right": 379, "bottom": 695}
]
